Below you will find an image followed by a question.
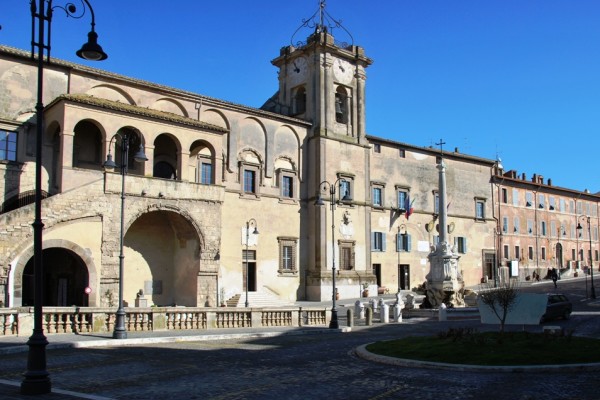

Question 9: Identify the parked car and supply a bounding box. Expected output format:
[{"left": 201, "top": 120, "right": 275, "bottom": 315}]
[{"left": 540, "top": 293, "right": 572, "bottom": 323}]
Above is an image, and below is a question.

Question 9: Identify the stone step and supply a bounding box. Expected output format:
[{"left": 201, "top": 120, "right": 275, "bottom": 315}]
[{"left": 226, "top": 291, "right": 293, "bottom": 308}]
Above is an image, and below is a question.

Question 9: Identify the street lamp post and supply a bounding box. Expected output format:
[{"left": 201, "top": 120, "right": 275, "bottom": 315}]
[
  {"left": 244, "top": 219, "right": 259, "bottom": 308},
  {"left": 23, "top": 0, "right": 107, "bottom": 394},
  {"left": 315, "top": 178, "right": 351, "bottom": 329},
  {"left": 104, "top": 133, "right": 148, "bottom": 339},
  {"left": 577, "top": 216, "right": 596, "bottom": 299}
]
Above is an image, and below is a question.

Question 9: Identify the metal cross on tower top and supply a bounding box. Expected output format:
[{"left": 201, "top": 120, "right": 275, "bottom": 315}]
[{"left": 435, "top": 139, "right": 446, "bottom": 155}]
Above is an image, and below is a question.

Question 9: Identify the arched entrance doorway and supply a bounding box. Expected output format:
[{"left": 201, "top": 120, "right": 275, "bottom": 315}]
[
  {"left": 124, "top": 210, "right": 202, "bottom": 307},
  {"left": 22, "top": 248, "right": 89, "bottom": 306},
  {"left": 555, "top": 243, "right": 563, "bottom": 268}
]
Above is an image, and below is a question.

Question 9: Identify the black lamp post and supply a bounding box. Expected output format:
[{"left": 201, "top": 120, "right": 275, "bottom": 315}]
[
  {"left": 577, "top": 216, "right": 596, "bottom": 299},
  {"left": 244, "top": 219, "right": 259, "bottom": 308},
  {"left": 104, "top": 133, "right": 147, "bottom": 339},
  {"left": 23, "top": 0, "right": 107, "bottom": 395},
  {"left": 315, "top": 178, "right": 351, "bottom": 329}
]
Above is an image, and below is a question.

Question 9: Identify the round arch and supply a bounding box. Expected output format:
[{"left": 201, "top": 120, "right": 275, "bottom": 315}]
[
  {"left": 122, "top": 207, "right": 206, "bottom": 307},
  {"left": 12, "top": 239, "right": 99, "bottom": 307}
]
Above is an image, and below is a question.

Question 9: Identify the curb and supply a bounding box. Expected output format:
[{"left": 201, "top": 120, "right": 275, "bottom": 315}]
[
  {"left": 354, "top": 343, "right": 600, "bottom": 372},
  {"left": 0, "top": 327, "right": 351, "bottom": 355}
]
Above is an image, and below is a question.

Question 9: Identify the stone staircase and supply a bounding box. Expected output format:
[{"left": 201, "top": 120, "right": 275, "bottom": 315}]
[
  {"left": 0, "top": 178, "right": 109, "bottom": 270},
  {"left": 225, "top": 291, "right": 294, "bottom": 308}
]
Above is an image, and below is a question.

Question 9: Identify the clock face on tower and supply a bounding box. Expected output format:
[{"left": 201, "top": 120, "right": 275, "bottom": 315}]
[
  {"left": 333, "top": 58, "right": 353, "bottom": 84},
  {"left": 289, "top": 56, "right": 307, "bottom": 85}
]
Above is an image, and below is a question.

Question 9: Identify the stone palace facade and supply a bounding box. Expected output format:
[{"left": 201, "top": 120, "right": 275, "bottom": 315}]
[{"left": 1, "top": 24, "right": 598, "bottom": 309}]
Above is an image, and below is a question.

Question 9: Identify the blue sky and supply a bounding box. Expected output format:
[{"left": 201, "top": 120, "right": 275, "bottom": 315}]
[{"left": 2, "top": 1, "right": 599, "bottom": 192}]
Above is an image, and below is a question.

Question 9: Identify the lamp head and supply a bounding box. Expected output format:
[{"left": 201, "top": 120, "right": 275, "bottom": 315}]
[
  {"left": 253, "top": 227, "right": 259, "bottom": 235},
  {"left": 133, "top": 144, "right": 148, "bottom": 163},
  {"left": 314, "top": 195, "right": 325, "bottom": 206},
  {"left": 76, "top": 30, "right": 108, "bottom": 61},
  {"left": 577, "top": 223, "right": 583, "bottom": 230},
  {"left": 103, "top": 153, "right": 117, "bottom": 172}
]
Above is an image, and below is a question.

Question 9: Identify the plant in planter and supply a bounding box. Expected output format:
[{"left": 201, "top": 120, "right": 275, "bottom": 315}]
[{"left": 362, "top": 283, "right": 369, "bottom": 297}]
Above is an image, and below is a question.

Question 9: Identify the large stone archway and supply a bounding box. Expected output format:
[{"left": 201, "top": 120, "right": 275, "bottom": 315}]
[
  {"left": 123, "top": 210, "right": 206, "bottom": 307},
  {"left": 13, "top": 239, "right": 99, "bottom": 307}
]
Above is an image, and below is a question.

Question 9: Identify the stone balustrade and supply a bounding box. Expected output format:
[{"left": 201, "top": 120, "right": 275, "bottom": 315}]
[{"left": 0, "top": 306, "right": 329, "bottom": 336}]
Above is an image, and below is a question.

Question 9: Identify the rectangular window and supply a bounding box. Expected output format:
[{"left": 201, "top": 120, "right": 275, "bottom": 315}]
[
  {"left": 434, "top": 192, "right": 440, "bottom": 214},
  {"left": 399, "top": 148, "right": 406, "bottom": 158},
  {"left": 541, "top": 247, "right": 546, "bottom": 260},
  {"left": 340, "top": 180, "right": 351, "bottom": 200},
  {"left": 514, "top": 217, "right": 520, "bottom": 234},
  {"left": 549, "top": 197, "right": 556, "bottom": 210},
  {"left": 512, "top": 189, "right": 519, "bottom": 206},
  {"left": 528, "top": 246, "right": 534, "bottom": 260},
  {"left": 502, "top": 217, "right": 508, "bottom": 233},
  {"left": 282, "top": 176, "right": 293, "bottom": 198},
  {"left": 570, "top": 200, "right": 575, "bottom": 214},
  {"left": 201, "top": 162, "right": 212, "bottom": 184},
  {"left": 455, "top": 237, "right": 467, "bottom": 254},
  {"left": 503, "top": 245, "right": 509, "bottom": 259},
  {"left": 526, "top": 192, "right": 533, "bottom": 207},
  {"left": 501, "top": 188, "right": 508, "bottom": 203},
  {"left": 396, "top": 233, "right": 412, "bottom": 252},
  {"left": 538, "top": 194, "right": 545, "bottom": 209},
  {"left": 0, "top": 130, "right": 17, "bottom": 161},
  {"left": 560, "top": 198, "right": 566, "bottom": 213},
  {"left": 572, "top": 249, "right": 576, "bottom": 260},
  {"left": 577, "top": 201, "right": 583, "bottom": 215},
  {"left": 243, "top": 170, "right": 256, "bottom": 193},
  {"left": 278, "top": 237, "right": 297, "bottom": 273},
  {"left": 372, "top": 232, "right": 386, "bottom": 252},
  {"left": 475, "top": 200, "right": 485, "bottom": 219},
  {"left": 282, "top": 246, "right": 293, "bottom": 269},
  {"left": 372, "top": 187, "right": 382, "bottom": 207},
  {"left": 397, "top": 190, "right": 408, "bottom": 210},
  {"left": 373, "top": 143, "right": 381, "bottom": 153},
  {"left": 541, "top": 221, "right": 547, "bottom": 236},
  {"left": 339, "top": 240, "right": 355, "bottom": 270},
  {"left": 515, "top": 245, "right": 520, "bottom": 260},
  {"left": 550, "top": 221, "right": 556, "bottom": 237}
]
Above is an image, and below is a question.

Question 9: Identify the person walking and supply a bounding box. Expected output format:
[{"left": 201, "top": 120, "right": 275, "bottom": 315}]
[{"left": 551, "top": 268, "right": 558, "bottom": 288}]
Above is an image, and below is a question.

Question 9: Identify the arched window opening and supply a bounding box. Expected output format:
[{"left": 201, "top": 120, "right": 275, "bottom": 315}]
[
  {"left": 73, "top": 120, "right": 102, "bottom": 170},
  {"left": 153, "top": 134, "right": 179, "bottom": 179},
  {"left": 335, "top": 87, "right": 348, "bottom": 124},
  {"left": 293, "top": 86, "right": 306, "bottom": 115},
  {"left": 115, "top": 128, "right": 143, "bottom": 176}
]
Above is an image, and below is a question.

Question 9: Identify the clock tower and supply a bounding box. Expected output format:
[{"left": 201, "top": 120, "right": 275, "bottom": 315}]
[
  {"left": 269, "top": 26, "right": 372, "bottom": 143},
  {"left": 265, "top": 2, "right": 377, "bottom": 302}
]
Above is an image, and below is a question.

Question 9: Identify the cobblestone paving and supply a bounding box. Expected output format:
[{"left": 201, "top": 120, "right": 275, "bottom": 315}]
[{"left": 2, "top": 316, "right": 599, "bottom": 399}]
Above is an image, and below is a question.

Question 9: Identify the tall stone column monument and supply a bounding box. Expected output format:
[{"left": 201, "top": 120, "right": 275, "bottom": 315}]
[{"left": 425, "top": 153, "right": 465, "bottom": 308}]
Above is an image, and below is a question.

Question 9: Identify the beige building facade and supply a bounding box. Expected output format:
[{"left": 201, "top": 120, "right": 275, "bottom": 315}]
[
  {"left": 1, "top": 24, "right": 598, "bottom": 310},
  {"left": 491, "top": 170, "right": 600, "bottom": 280}
]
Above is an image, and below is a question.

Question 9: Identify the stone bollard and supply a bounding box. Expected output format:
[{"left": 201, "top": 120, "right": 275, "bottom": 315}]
[
  {"left": 356, "top": 301, "right": 365, "bottom": 319},
  {"left": 378, "top": 298, "right": 385, "bottom": 312},
  {"left": 394, "top": 302, "right": 402, "bottom": 322},
  {"left": 365, "top": 306, "right": 373, "bottom": 326},
  {"left": 370, "top": 298, "right": 377, "bottom": 313},
  {"left": 438, "top": 303, "right": 447, "bottom": 321},
  {"left": 381, "top": 303, "right": 389, "bottom": 323},
  {"left": 405, "top": 294, "right": 415, "bottom": 309},
  {"left": 354, "top": 300, "right": 362, "bottom": 319},
  {"left": 347, "top": 308, "right": 354, "bottom": 328}
]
